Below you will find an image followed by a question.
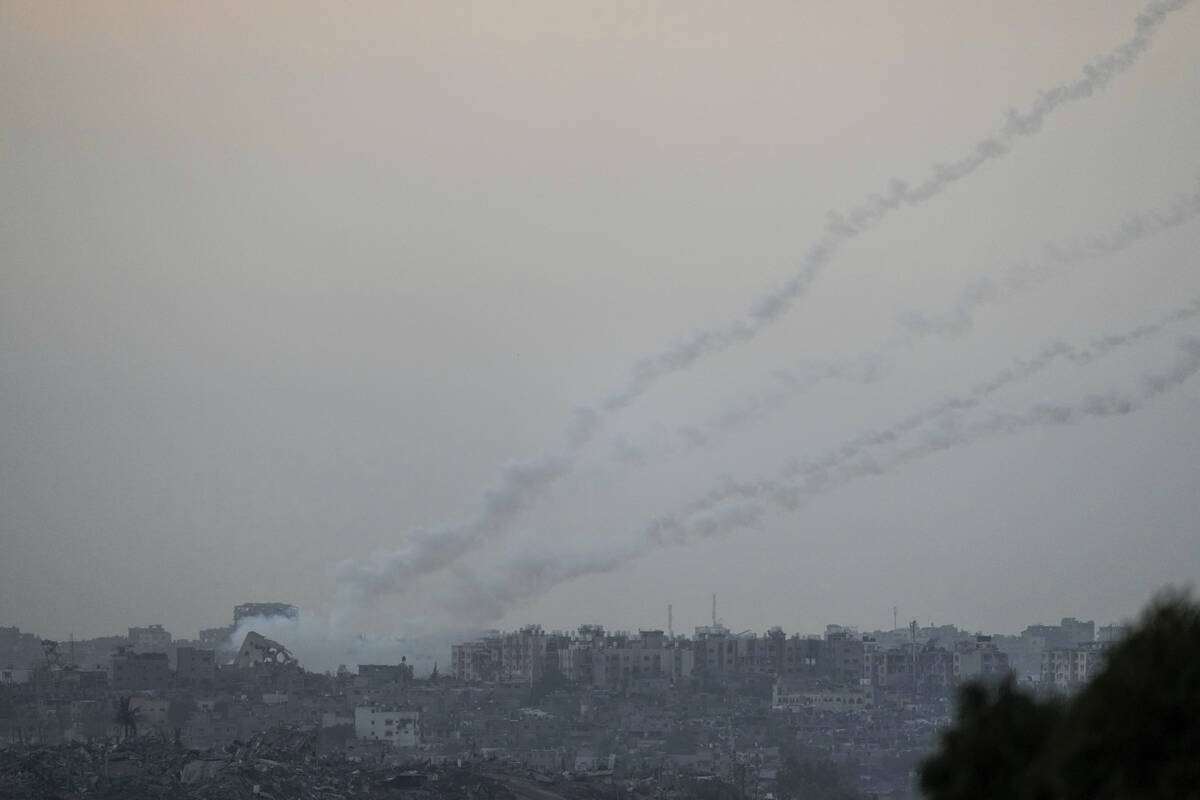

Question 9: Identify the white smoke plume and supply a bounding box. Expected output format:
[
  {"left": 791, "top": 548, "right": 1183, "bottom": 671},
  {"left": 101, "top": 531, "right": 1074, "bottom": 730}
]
[
  {"left": 332, "top": 0, "right": 1190, "bottom": 608},
  {"left": 441, "top": 313, "right": 1200, "bottom": 621},
  {"left": 332, "top": 453, "right": 570, "bottom": 604}
]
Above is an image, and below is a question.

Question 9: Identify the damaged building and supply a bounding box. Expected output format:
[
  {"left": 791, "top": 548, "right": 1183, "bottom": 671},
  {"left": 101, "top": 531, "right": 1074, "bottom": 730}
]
[{"left": 232, "top": 632, "right": 296, "bottom": 668}]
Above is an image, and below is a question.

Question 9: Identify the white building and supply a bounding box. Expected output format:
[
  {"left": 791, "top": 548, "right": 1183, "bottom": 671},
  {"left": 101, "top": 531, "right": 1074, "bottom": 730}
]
[
  {"left": 773, "top": 678, "right": 874, "bottom": 711},
  {"left": 1041, "top": 641, "right": 1110, "bottom": 689},
  {"left": 354, "top": 706, "right": 419, "bottom": 747}
]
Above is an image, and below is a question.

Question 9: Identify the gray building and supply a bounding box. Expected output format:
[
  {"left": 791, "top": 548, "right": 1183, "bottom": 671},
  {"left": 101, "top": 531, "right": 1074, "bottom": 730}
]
[{"left": 111, "top": 650, "right": 170, "bottom": 691}]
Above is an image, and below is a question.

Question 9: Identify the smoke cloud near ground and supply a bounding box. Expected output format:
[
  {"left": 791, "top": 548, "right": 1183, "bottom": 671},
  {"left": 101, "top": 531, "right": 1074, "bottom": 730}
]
[
  {"left": 440, "top": 308, "right": 1200, "bottom": 621},
  {"left": 331, "top": 0, "right": 1192, "bottom": 615}
]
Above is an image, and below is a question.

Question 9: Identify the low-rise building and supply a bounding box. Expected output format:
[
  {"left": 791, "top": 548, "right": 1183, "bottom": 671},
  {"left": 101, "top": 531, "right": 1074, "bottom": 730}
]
[{"left": 773, "top": 677, "right": 874, "bottom": 711}]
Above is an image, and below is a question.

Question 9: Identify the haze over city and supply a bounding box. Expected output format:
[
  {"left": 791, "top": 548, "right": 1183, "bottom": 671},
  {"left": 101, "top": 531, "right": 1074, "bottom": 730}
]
[{"left": 3, "top": 0, "right": 1199, "bottom": 658}]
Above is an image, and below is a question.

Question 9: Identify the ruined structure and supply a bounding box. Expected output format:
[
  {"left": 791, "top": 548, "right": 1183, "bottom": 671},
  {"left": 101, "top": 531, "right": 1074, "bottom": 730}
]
[{"left": 232, "top": 632, "right": 295, "bottom": 668}]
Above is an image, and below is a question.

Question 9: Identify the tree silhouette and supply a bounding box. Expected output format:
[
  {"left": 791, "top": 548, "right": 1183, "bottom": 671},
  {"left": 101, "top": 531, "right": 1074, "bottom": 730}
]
[
  {"left": 919, "top": 678, "right": 1063, "bottom": 798},
  {"left": 114, "top": 696, "right": 142, "bottom": 740},
  {"left": 1049, "top": 589, "right": 1200, "bottom": 800},
  {"left": 920, "top": 588, "right": 1200, "bottom": 800}
]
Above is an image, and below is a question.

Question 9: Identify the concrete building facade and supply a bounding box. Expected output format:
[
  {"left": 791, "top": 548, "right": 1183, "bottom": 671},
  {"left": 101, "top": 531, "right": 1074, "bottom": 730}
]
[{"left": 354, "top": 706, "right": 420, "bottom": 748}]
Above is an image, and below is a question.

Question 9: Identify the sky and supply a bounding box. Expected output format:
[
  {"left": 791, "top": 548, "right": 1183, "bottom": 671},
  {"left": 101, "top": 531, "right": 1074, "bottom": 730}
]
[{"left": 2, "top": 1, "right": 1199, "bottom": 654}]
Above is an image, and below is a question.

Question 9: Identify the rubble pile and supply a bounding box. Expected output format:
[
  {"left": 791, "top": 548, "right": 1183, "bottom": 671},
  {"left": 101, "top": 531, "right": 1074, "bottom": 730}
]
[{"left": 0, "top": 727, "right": 658, "bottom": 800}]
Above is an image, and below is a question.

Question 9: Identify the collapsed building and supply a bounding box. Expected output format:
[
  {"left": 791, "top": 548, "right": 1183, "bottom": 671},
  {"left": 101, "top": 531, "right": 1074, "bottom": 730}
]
[{"left": 232, "top": 632, "right": 296, "bottom": 668}]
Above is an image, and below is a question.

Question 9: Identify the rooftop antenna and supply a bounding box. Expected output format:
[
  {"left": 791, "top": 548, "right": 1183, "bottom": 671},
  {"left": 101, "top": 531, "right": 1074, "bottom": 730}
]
[
  {"left": 712, "top": 594, "right": 717, "bottom": 627},
  {"left": 893, "top": 606, "right": 898, "bottom": 632},
  {"left": 910, "top": 620, "right": 919, "bottom": 696},
  {"left": 668, "top": 604, "right": 674, "bottom": 639}
]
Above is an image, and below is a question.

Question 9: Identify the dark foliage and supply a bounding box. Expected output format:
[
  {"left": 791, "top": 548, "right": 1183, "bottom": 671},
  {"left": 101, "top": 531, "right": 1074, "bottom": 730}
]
[
  {"left": 1051, "top": 589, "right": 1200, "bottom": 799},
  {"left": 114, "top": 695, "right": 142, "bottom": 740},
  {"left": 920, "top": 589, "right": 1200, "bottom": 800},
  {"left": 919, "top": 678, "right": 1064, "bottom": 798}
]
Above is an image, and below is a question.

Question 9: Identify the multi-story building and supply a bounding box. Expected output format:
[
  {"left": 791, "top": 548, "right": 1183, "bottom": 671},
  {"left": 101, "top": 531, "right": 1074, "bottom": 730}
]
[
  {"left": 918, "top": 646, "right": 956, "bottom": 692},
  {"left": 452, "top": 626, "right": 566, "bottom": 683},
  {"left": 452, "top": 635, "right": 502, "bottom": 682},
  {"left": 176, "top": 647, "right": 216, "bottom": 684},
  {"left": 584, "top": 629, "right": 690, "bottom": 687},
  {"left": 954, "top": 636, "right": 1011, "bottom": 681},
  {"left": 1097, "top": 624, "right": 1130, "bottom": 643},
  {"left": 1060, "top": 618, "right": 1095, "bottom": 647},
  {"left": 692, "top": 625, "right": 736, "bottom": 675},
  {"left": 128, "top": 625, "right": 171, "bottom": 653},
  {"left": 992, "top": 632, "right": 1045, "bottom": 682},
  {"left": 499, "top": 625, "right": 552, "bottom": 683},
  {"left": 1041, "top": 641, "right": 1109, "bottom": 688},
  {"left": 820, "top": 630, "right": 865, "bottom": 685},
  {"left": 111, "top": 650, "right": 170, "bottom": 691},
  {"left": 354, "top": 706, "right": 420, "bottom": 747},
  {"left": 865, "top": 645, "right": 912, "bottom": 689},
  {"left": 199, "top": 627, "right": 235, "bottom": 648},
  {"left": 1024, "top": 618, "right": 1095, "bottom": 651}
]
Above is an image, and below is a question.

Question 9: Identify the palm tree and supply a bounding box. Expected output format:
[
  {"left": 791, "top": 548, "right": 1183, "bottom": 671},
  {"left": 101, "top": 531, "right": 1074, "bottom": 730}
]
[{"left": 114, "top": 696, "right": 142, "bottom": 740}]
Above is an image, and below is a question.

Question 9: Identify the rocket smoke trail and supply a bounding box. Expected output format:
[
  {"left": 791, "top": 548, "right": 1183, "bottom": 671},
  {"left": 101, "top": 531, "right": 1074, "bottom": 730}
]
[
  {"left": 332, "top": 0, "right": 1191, "bottom": 607},
  {"left": 594, "top": 0, "right": 1194, "bottom": 414},
  {"left": 621, "top": 182, "right": 1200, "bottom": 461},
  {"left": 332, "top": 453, "right": 571, "bottom": 603},
  {"left": 671, "top": 298, "right": 1200, "bottom": 524},
  {"left": 441, "top": 305, "right": 1200, "bottom": 619}
]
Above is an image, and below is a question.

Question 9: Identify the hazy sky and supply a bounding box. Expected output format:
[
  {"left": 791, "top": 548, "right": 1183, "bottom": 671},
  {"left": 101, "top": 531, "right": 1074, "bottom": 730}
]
[{"left": 3, "top": 1, "right": 1199, "bottom": 647}]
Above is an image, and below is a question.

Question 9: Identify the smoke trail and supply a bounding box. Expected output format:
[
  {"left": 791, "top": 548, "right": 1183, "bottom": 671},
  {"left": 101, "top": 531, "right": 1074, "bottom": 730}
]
[
  {"left": 333, "top": 0, "right": 1191, "bottom": 605},
  {"left": 899, "top": 185, "right": 1200, "bottom": 337},
  {"left": 595, "top": 0, "right": 1193, "bottom": 413},
  {"left": 440, "top": 312, "right": 1200, "bottom": 620},
  {"left": 332, "top": 453, "right": 570, "bottom": 602},
  {"left": 677, "top": 299, "right": 1200, "bottom": 519},
  {"left": 625, "top": 183, "right": 1200, "bottom": 460}
]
